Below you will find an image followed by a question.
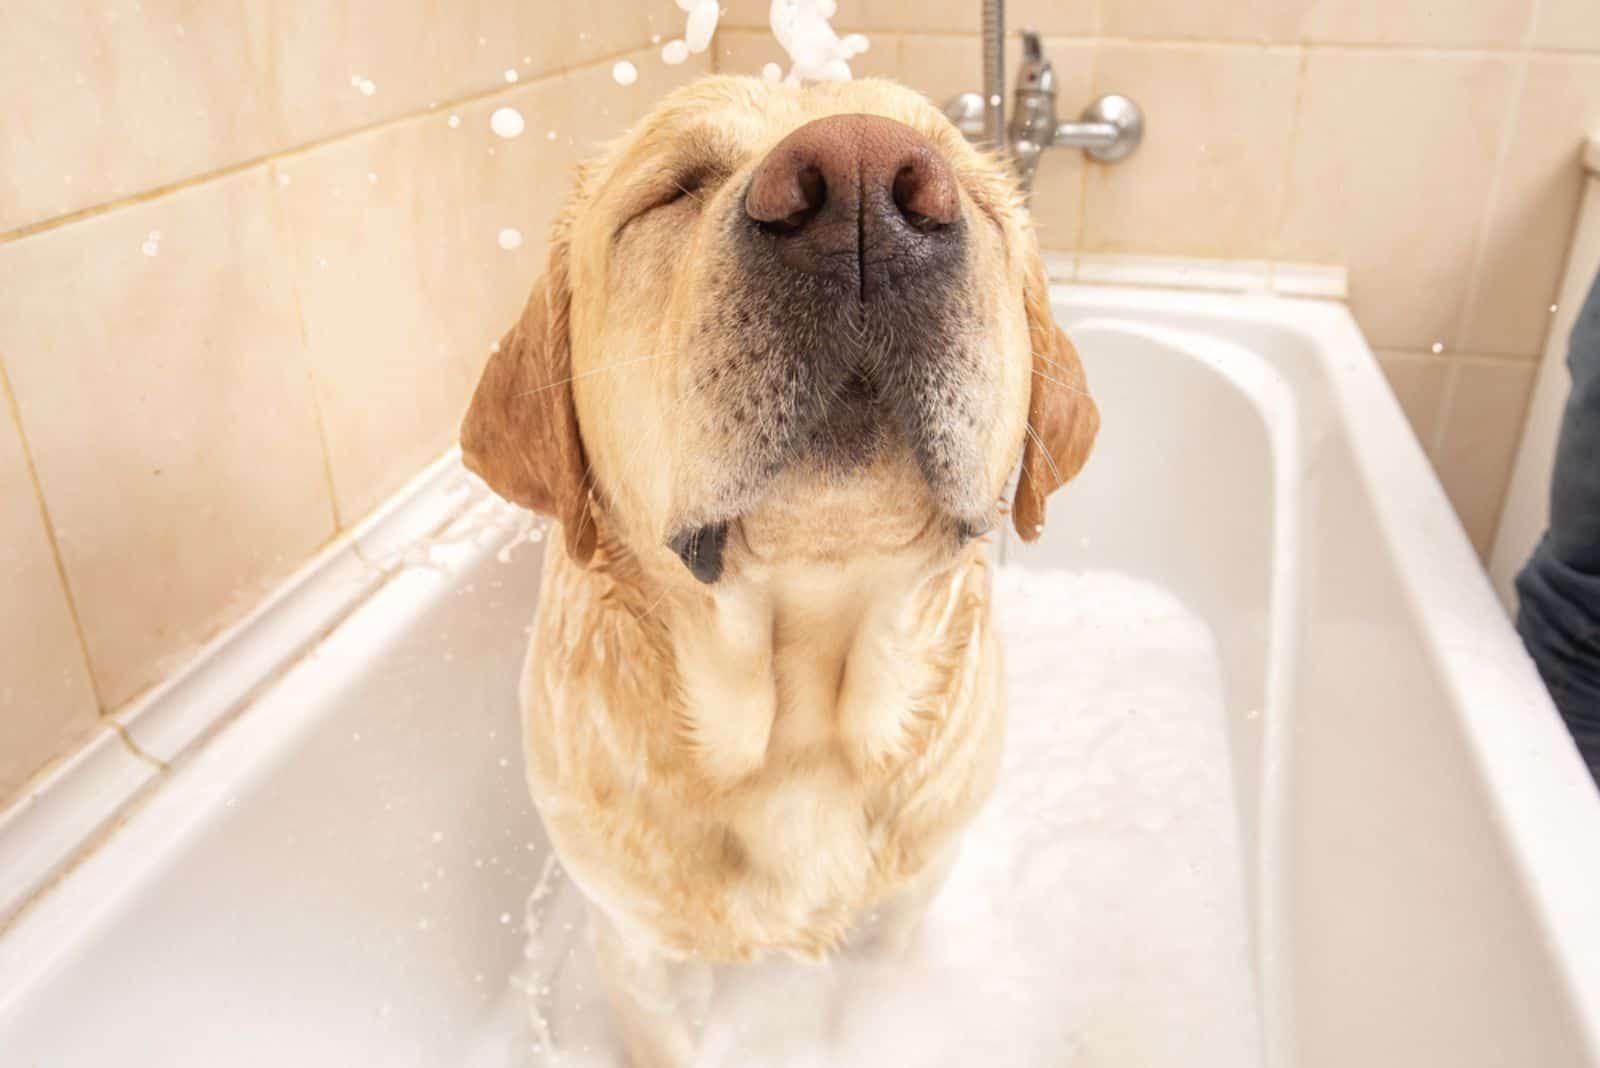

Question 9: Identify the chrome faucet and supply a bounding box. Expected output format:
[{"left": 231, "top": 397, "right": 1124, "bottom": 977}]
[{"left": 943, "top": 25, "right": 1144, "bottom": 194}]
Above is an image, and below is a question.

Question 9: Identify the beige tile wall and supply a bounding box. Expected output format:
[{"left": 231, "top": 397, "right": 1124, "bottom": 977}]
[
  {"left": 716, "top": 0, "right": 1600, "bottom": 561},
  {"left": 0, "top": 1, "right": 707, "bottom": 805}
]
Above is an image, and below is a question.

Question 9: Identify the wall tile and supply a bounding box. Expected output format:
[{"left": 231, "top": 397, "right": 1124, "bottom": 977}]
[
  {"left": 260, "top": 0, "right": 650, "bottom": 153},
  {"left": 1277, "top": 50, "right": 1517, "bottom": 352},
  {"left": 1082, "top": 43, "right": 1300, "bottom": 259},
  {"left": 0, "top": 169, "right": 335, "bottom": 710},
  {"left": 274, "top": 113, "right": 480, "bottom": 524},
  {"left": 1103, "top": 0, "right": 1314, "bottom": 43},
  {"left": 455, "top": 79, "right": 581, "bottom": 375},
  {"left": 1375, "top": 351, "right": 1450, "bottom": 449},
  {"left": 1299, "top": 0, "right": 1532, "bottom": 48},
  {"left": 1533, "top": 0, "right": 1600, "bottom": 53},
  {"left": 1459, "top": 56, "right": 1600, "bottom": 357},
  {"left": 0, "top": 0, "right": 269, "bottom": 234},
  {"left": 1432, "top": 358, "right": 1537, "bottom": 557},
  {"left": 0, "top": 395, "right": 100, "bottom": 798}
]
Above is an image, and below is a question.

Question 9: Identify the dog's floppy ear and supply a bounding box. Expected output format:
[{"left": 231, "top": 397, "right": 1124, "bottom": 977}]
[
  {"left": 1012, "top": 251, "right": 1099, "bottom": 541},
  {"left": 461, "top": 235, "right": 596, "bottom": 565}
]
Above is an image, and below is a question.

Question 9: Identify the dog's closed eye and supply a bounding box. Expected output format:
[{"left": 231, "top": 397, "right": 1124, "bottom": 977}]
[{"left": 620, "top": 168, "right": 729, "bottom": 236}]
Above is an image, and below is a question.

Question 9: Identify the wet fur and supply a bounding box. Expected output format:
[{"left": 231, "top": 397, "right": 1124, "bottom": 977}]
[{"left": 461, "top": 76, "right": 1098, "bottom": 1067}]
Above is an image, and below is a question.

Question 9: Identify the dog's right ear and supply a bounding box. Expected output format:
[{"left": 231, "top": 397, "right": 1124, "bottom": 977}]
[{"left": 461, "top": 237, "right": 596, "bottom": 565}]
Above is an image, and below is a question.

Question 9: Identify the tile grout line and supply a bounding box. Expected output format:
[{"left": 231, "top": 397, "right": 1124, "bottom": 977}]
[
  {"left": 264, "top": 159, "right": 345, "bottom": 535},
  {"left": 0, "top": 358, "right": 107, "bottom": 715},
  {"left": 759, "top": 27, "right": 1599, "bottom": 58},
  {"left": 0, "top": 42, "right": 654, "bottom": 249},
  {"left": 1266, "top": 44, "right": 1313, "bottom": 284},
  {"left": 1452, "top": 0, "right": 1545, "bottom": 357},
  {"left": 1072, "top": 37, "right": 1103, "bottom": 253}
]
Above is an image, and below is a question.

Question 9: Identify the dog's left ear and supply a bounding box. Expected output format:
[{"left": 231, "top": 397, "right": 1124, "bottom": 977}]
[
  {"left": 460, "top": 232, "right": 597, "bottom": 566},
  {"left": 1012, "top": 251, "right": 1099, "bottom": 541}
]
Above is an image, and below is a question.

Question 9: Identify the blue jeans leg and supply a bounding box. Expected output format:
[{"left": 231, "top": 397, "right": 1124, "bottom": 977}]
[{"left": 1515, "top": 265, "right": 1600, "bottom": 785}]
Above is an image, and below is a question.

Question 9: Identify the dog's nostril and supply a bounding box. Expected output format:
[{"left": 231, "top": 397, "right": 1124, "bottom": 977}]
[
  {"left": 757, "top": 166, "right": 827, "bottom": 236},
  {"left": 892, "top": 160, "right": 958, "bottom": 233}
]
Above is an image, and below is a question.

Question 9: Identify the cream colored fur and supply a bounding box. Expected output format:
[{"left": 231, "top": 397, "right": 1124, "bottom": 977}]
[{"left": 461, "top": 76, "right": 1097, "bottom": 1067}]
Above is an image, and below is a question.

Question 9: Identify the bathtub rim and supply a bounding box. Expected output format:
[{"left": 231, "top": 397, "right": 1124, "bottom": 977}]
[{"left": 0, "top": 280, "right": 1595, "bottom": 1060}]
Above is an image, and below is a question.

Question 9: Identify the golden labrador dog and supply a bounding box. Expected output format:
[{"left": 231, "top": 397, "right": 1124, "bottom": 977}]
[{"left": 461, "top": 75, "right": 1096, "bottom": 1066}]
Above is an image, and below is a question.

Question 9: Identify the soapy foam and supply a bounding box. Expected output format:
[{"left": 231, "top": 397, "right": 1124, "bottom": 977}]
[{"left": 477, "top": 568, "right": 1261, "bottom": 1067}]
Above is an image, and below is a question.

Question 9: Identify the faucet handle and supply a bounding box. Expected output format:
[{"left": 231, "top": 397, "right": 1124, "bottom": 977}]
[
  {"left": 1014, "top": 29, "right": 1055, "bottom": 95},
  {"left": 1020, "top": 29, "right": 1043, "bottom": 64}
]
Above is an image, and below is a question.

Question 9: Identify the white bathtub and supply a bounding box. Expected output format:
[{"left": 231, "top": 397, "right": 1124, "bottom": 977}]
[{"left": 2, "top": 282, "right": 1598, "bottom": 1067}]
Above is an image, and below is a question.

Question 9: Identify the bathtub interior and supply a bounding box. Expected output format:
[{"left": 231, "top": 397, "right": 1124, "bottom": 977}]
[{"left": 0, "top": 287, "right": 1596, "bottom": 1066}]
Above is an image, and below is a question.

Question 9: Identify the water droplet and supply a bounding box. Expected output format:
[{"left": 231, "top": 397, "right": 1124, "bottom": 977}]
[
  {"left": 1550, "top": 303, "right": 1559, "bottom": 313},
  {"left": 140, "top": 231, "right": 161, "bottom": 257},
  {"left": 417, "top": 918, "right": 430, "bottom": 931},
  {"left": 546, "top": 130, "right": 557, "bottom": 141},
  {"left": 504, "top": 68, "right": 519, "bottom": 83},
  {"left": 366, "top": 172, "right": 378, "bottom": 185},
  {"left": 491, "top": 106, "right": 525, "bottom": 139},
  {"left": 762, "top": 62, "right": 783, "bottom": 83},
  {"left": 612, "top": 60, "right": 638, "bottom": 86},
  {"left": 1430, "top": 341, "right": 1444, "bottom": 354},
  {"left": 277, "top": 173, "right": 291, "bottom": 186},
  {"left": 498, "top": 227, "right": 524, "bottom": 251},
  {"left": 431, "top": 830, "right": 445, "bottom": 844},
  {"left": 352, "top": 75, "right": 377, "bottom": 96},
  {"left": 447, "top": 113, "right": 461, "bottom": 129},
  {"left": 499, "top": 912, "right": 512, "bottom": 924},
  {"left": 662, "top": 40, "right": 690, "bottom": 65}
]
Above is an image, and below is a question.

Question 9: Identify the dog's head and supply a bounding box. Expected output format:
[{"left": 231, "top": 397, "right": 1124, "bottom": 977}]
[{"left": 462, "top": 77, "right": 1096, "bottom": 584}]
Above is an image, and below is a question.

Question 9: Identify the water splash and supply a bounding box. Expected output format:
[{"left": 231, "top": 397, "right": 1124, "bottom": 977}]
[
  {"left": 491, "top": 106, "right": 526, "bottom": 139},
  {"left": 768, "top": 0, "right": 870, "bottom": 84}
]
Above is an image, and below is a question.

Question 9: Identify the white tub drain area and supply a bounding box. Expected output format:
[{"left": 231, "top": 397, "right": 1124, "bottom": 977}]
[{"left": 472, "top": 568, "right": 1261, "bottom": 1068}]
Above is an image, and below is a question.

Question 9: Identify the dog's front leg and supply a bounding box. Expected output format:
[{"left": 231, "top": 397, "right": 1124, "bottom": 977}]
[{"left": 588, "top": 908, "right": 711, "bottom": 1068}]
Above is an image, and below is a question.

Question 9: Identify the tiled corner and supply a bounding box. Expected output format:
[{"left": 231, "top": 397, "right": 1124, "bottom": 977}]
[
  {"left": 0, "top": 0, "right": 269, "bottom": 234},
  {"left": 1082, "top": 43, "right": 1301, "bottom": 259},
  {"left": 1276, "top": 49, "right": 1517, "bottom": 353},
  {"left": 1431, "top": 357, "right": 1538, "bottom": 557},
  {"left": 1375, "top": 351, "right": 1451, "bottom": 449},
  {"left": 0, "top": 390, "right": 100, "bottom": 798},
  {"left": 1459, "top": 56, "right": 1600, "bottom": 358},
  {"left": 1102, "top": 0, "right": 1315, "bottom": 43},
  {"left": 0, "top": 168, "right": 335, "bottom": 710},
  {"left": 1298, "top": 0, "right": 1532, "bottom": 49},
  {"left": 273, "top": 112, "right": 480, "bottom": 524},
  {"left": 1532, "top": 0, "right": 1600, "bottom": 53}
]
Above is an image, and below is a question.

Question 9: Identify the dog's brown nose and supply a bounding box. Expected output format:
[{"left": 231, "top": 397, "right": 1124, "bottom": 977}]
[{"left": 744, "top": 114, "right": 961, "bottom": 295}]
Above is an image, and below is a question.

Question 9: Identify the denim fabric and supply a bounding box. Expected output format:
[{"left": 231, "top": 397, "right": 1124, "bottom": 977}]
[{"left": 1516, "top": 265, "right": 1600, "bottom": 784}]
